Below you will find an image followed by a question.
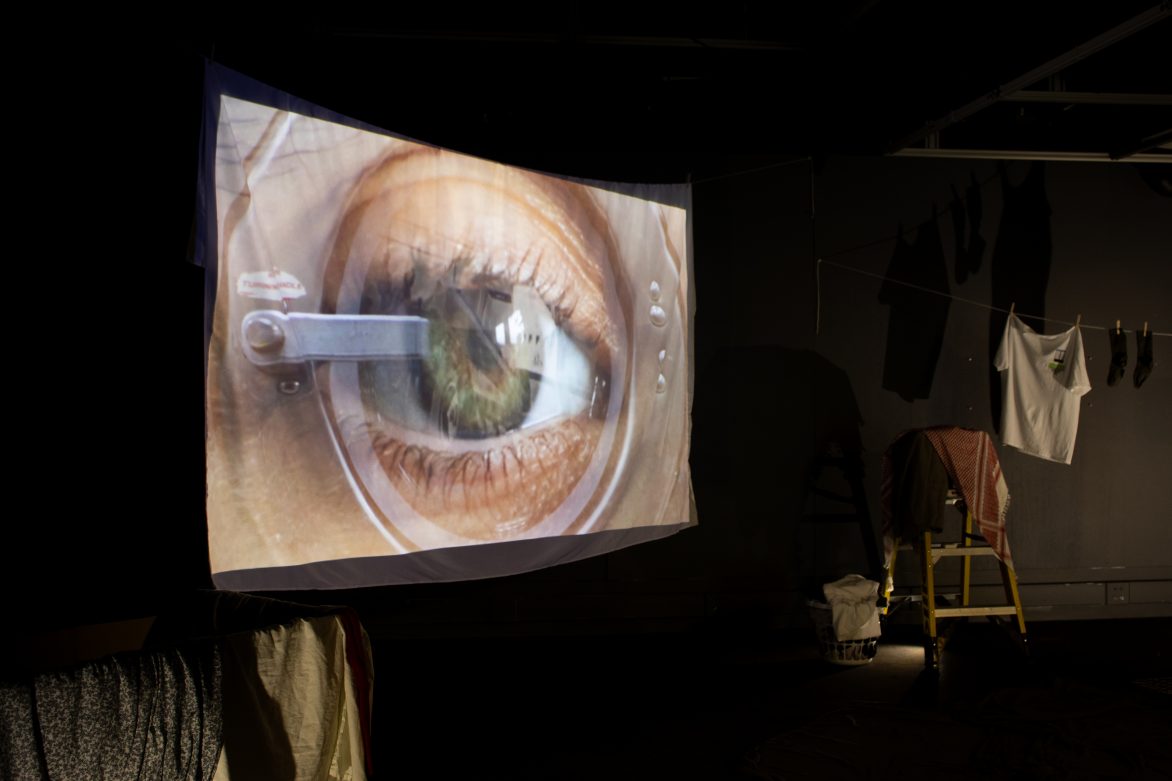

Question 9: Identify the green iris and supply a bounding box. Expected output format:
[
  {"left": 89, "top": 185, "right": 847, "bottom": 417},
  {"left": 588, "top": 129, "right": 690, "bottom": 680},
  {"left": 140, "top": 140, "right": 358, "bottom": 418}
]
[
  {"left": 357, "top": 266, "right": 538, "bottom": 439},
  {"left": 420, "top": 292, "right": 532, "bottom": 438}
]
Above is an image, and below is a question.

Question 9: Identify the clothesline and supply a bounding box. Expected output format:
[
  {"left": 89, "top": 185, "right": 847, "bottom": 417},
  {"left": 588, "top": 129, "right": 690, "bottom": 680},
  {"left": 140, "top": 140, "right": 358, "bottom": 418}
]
[
  {"left": 688, "top": 156, "right": 1165, "bottom": 338},
  {"left": 688, "top": 155, "right": 811, "bottom": 184},
  {"left": 815, "top": 257, "right": 1170, "bottom": 337}
]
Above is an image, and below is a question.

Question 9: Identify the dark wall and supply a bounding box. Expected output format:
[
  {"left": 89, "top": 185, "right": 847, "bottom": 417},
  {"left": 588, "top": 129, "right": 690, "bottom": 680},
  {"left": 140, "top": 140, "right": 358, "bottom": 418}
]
[
  {"left": 812, "top": 156, "right": 1172, "bottom": 607},
  {"left": 13, "top": 43, "right": 1169, "bottom": 640},
  {"left": 8, "top": 45, "right": 211, "bottom": 633}
]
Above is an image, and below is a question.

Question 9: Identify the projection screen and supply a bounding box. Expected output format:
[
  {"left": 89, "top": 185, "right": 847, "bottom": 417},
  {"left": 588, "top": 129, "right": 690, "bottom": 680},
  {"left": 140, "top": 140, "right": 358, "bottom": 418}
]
[{"left": 199, "top": 64, "right": 694, "bottom": 589}]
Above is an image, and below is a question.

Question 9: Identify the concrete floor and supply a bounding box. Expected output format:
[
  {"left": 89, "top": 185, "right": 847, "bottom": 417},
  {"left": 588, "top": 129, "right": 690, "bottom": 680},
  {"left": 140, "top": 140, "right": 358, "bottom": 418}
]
[{"left": 372, "top": 617, "right": 1171, "bottom": 780}]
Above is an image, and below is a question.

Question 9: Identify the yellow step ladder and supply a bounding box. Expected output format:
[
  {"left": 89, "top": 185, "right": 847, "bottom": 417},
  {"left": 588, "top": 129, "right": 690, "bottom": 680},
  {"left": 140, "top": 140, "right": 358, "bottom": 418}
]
[{"left": 885, "top": 501, "right": 1027, "bottom": 667}]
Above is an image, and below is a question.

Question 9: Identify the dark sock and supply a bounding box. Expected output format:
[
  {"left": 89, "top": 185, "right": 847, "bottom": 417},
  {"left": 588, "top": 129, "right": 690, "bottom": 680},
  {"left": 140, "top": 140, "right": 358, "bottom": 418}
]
[
  {"left": 1134, "top": 329, "right": 1153, "bottom": 388},
  {"left": 1107, "top": 327, "right": 1128, "bottom": 386}
]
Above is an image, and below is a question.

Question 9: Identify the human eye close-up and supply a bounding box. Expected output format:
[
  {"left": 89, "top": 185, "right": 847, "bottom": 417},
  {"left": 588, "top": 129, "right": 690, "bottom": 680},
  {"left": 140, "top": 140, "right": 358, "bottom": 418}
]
[
  {"left": 320, "top": 147, "right": 627, "bottom": 546},
  {"left": 206, "top": 91, "right": 691, "bottom": 584}
]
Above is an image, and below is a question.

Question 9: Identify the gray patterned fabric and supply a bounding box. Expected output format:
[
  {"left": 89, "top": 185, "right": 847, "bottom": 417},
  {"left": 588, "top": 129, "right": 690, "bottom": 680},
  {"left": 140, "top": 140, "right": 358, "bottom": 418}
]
[{"left": 1, "top": 641, "right": 222, "bottom": 781}]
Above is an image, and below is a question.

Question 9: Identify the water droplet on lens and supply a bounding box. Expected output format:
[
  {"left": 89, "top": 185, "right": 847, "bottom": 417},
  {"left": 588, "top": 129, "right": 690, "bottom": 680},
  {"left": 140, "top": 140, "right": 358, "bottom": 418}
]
[
  {"left": 658, "top": 349, "right": 667, "bottom": 363},
  {"left": 650, "top": 305, "right": 667, "bottom": 327},
  {"left": 649, "top": 281, "right": 661, "bottom": 301},
  {"left": 656, "top": 374, "right": 667, "bottom": 394}
]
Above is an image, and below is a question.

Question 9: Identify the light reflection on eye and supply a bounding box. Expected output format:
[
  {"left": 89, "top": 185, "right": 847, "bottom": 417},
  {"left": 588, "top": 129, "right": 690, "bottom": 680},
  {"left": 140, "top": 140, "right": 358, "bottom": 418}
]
[
  {"left": 323, "top": 147, "right": 626, "bottom": 544},
  {"left": 357, "top": 266, "right": 596, "bottom": 440}
]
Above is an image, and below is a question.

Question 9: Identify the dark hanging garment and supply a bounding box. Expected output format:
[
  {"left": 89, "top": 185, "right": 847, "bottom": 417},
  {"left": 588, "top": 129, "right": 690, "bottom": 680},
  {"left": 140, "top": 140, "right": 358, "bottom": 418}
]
[
  {"left": 990, "top": 161, "right": 1052, "bottom": 331},
  {"left": 954, "top": 170, "right": 987, "bottom": 285},
  {"left": 881, "top": 430, "right": 951, "bottom": 543},
  {"left": 964, "top": 170, "right": 987, "bottom": 277},
  {"left": 988, "top": 161, "right": 1052, "bottom": 430},
  {"left": 1134, "top": 328, "right": 1154, "bottom": 388},
  {"left": 878, "top": 216, "right": 952, "bottom": 402}
]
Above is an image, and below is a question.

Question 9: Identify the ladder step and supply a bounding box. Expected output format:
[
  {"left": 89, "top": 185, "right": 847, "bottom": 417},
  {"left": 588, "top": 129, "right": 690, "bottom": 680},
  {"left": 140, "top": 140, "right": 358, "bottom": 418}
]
[
  {"left": 933, "top": 606, "right": 1019, "bottom": 617},
  {"left": 802, "top": 513, "right": 865, "bottom": 524},
  {"left": 810, "top": 488, "right": 858, "bottom": 504},
  {"left": 811, "top": 483, "right": 857, "bottom": 501},
  {"left": 932, "top": 546, "right": 1000, "bottom": 557}
]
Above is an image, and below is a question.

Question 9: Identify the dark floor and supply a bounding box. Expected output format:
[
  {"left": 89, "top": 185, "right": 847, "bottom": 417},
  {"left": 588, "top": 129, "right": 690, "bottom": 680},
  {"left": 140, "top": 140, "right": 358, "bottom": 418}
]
[{"left": 372, "top": 616, "right": 1172, "bottom": 780}]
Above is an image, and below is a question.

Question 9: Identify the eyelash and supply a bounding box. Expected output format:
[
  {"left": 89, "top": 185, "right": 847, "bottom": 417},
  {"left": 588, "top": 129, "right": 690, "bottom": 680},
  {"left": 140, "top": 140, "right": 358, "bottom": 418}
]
[{"left": 365, "top": 416, "right": 597, "bottom": 525}]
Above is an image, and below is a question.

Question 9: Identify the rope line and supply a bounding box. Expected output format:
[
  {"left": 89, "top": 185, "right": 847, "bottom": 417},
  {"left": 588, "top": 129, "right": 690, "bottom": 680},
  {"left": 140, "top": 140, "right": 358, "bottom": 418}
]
[{"left": 817, "top": 258, "right": 1169, "bottom": 336}]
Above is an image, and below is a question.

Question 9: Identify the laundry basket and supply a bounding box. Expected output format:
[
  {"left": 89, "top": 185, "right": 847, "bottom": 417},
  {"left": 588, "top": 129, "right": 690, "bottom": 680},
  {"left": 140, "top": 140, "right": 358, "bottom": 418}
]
[{"left": 808, "top": 600, "right": 879, "bottom": 666}]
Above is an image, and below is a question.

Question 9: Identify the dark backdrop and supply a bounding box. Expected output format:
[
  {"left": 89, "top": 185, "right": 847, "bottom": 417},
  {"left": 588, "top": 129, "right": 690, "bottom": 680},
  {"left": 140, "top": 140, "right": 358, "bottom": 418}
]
[{"left": 10, "top": 41, "right": 1169, "bottom": 638}]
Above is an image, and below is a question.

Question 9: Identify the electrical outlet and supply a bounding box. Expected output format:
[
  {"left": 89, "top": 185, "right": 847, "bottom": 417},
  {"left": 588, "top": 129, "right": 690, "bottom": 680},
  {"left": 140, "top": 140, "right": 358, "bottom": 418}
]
[{"left": 1108, "top": 582, "right": 1129, "bottom": 605}]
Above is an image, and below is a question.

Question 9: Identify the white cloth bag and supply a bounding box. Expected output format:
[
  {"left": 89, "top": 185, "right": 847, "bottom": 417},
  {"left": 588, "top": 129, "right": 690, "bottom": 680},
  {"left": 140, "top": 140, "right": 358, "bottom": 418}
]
[{"left": 823, "top": 574, "right": 882, "bottom": 641}]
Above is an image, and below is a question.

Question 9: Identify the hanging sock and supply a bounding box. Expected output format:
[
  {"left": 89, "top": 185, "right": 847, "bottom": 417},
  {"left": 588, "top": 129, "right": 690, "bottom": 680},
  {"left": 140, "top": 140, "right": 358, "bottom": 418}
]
[
  {"left": 1107, "top": 326, "right": 1128, "bottom": 386},
  {"left": 1134, "top": 327, "right": 1153, "bottom": 388}
]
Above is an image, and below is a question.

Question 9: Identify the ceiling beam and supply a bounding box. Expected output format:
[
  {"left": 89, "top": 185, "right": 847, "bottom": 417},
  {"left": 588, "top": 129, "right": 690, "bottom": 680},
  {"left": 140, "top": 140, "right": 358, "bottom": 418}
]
[
  {"left": 1005, "top": 90, "right": 1172, "bottom": 106},
  {"left": 889, "top": 3, "right": 1171, "bottom": 153},
  {"left": 890, "top": 148, "right": 1172, "bottom": 163},
  {"left": 325, "top": 28, "right": 808, "bottom": 51},
  {"left": 1111, "top": 126, "right": 1172, "bottom": 159}
]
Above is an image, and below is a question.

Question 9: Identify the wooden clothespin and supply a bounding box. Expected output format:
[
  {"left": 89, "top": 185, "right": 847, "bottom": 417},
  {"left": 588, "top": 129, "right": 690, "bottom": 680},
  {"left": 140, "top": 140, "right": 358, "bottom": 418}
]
[
  {"left": 1075, "top": 314, "right": 1082, "bottom": 327},
  {"left": 1116, "top": 319, "right": 1122, "bottom": 333},
  {"left": 1009, "top": 302, "right": 1016, "bottom": 316},
  {"left": 1144, "top": 321, "right": 1149, "bottom": 336}
]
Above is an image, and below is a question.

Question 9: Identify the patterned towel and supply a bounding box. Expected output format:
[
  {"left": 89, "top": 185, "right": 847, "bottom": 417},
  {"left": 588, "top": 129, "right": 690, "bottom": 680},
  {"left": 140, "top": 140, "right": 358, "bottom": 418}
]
[{"left": 922, "top": 427, "right": 1013, "bottom": 567}]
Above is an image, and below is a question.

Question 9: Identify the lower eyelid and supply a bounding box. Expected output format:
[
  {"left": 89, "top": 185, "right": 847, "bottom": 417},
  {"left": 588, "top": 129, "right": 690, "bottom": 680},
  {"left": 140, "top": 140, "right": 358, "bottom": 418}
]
[{"left": 368, "top": 417, "right": 601, "bottom": 538}]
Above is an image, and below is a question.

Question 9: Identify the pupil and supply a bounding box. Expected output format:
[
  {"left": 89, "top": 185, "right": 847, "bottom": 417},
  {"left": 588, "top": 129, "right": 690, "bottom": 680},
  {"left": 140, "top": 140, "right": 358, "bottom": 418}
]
[{"left": 465, "top": 327, "right": 502, "bottom": 373}]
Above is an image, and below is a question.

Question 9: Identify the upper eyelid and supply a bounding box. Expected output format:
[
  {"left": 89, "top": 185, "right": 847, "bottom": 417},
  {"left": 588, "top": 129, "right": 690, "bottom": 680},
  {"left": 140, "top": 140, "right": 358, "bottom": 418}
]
[
  {"left": 343, "top": 169, "right": 618, "bottom": 360},
  {"left": 336, "top": 151, "right": 619, "bottom": 359}
]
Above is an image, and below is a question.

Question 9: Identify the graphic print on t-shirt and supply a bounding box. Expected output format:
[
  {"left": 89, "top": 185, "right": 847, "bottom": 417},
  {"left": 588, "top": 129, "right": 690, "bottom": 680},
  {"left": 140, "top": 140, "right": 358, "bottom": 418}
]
[{"left": 1048, "top": 348, "right": 1066, "bottom": 375}]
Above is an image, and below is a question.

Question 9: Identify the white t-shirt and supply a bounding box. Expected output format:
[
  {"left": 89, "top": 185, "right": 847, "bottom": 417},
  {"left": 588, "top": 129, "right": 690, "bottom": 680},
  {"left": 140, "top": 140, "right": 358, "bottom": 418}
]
[{"left": 995, "top": 313, "right": 1092, "bottom": 464}]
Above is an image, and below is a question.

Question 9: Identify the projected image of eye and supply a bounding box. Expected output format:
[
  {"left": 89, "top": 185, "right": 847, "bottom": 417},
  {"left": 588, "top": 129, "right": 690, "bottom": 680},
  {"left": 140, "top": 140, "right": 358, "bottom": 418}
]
[
  {"left": 205, "top": 90, "right": 692, "bottom": 584},
  {"left": 323, "top": 147, "right": 626, "bottom": 545}
]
